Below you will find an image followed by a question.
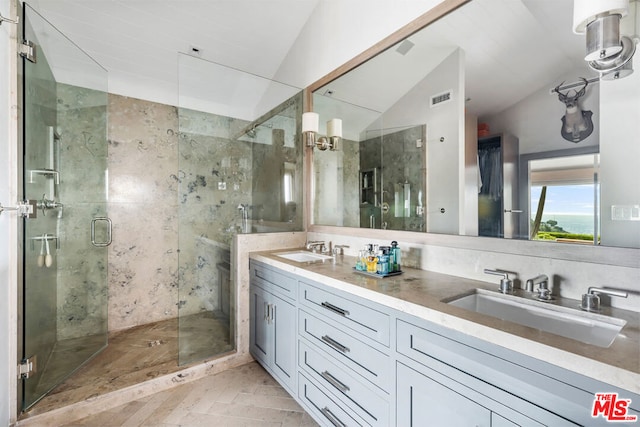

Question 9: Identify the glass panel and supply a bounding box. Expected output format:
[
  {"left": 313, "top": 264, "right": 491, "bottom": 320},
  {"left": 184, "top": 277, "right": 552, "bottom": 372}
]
[
  {"left": 177, "top": 54, "right": 302, "bottom": 365},
  {"left": 22, "top": 5, "right": 108, "bottom": 410}
]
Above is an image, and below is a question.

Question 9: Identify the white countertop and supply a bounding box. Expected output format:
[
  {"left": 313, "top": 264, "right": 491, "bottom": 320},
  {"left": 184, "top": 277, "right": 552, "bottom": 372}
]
[{"left": 251, "top": 249, "right": 640, "bottom": 395}]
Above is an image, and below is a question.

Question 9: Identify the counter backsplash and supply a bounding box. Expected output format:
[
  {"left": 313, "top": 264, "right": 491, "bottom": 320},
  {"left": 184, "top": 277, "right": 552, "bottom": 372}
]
[{"left": 306, "top": 231, "right": 640, "bottom": 313}]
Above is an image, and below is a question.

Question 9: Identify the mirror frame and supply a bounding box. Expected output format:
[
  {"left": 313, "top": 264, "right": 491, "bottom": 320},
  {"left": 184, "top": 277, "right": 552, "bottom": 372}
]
[{"left": 302, "top": 0, "right": 639, "bottom": 268}]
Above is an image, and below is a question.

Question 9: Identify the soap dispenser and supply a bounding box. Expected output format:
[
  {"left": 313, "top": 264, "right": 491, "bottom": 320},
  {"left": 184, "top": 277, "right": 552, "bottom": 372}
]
[{"left": 390, "top": 241, "right": 401, "bottom": 272}]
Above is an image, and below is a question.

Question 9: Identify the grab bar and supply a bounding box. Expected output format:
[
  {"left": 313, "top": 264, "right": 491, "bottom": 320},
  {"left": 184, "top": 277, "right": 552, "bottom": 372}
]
[{"left": 91, "top": 217, "right": 112, "bottom": 247}]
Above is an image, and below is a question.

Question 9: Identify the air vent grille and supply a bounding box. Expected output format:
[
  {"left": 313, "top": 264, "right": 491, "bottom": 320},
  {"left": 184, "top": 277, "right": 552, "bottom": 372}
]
[{"left": 431, "top": 90, "right": 452, "bottom": 107}]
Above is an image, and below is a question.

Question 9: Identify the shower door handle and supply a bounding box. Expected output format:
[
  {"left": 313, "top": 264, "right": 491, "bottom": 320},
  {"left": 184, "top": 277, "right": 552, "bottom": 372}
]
[{"left": 91, "top": 217, "right": 112, "bottom": 247}]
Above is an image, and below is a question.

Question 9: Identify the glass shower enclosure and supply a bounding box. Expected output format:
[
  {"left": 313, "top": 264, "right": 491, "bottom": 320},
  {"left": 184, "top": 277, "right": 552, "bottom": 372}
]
[
  {"left": 20, "top": 4, "right": 109, "bottom": 411},
  {"left": 177, "top": 54, "right": 303, "bottom": 365}
]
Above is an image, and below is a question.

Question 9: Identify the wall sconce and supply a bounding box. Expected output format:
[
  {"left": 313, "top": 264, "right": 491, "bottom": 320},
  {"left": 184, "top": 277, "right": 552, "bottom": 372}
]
[
  {"left": 302, "top": 112, "right": 342, "bottom": 151},
  {"left": 573, "top": 0, "right": 628, "bottom": 60},
  {"left": 574, "top": 0, "right": 637, "bottom": 79}
]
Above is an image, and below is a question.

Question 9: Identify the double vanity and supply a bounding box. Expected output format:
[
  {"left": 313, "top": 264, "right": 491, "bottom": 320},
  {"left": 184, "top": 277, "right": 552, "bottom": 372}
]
[{"left": 249, "top": 249, "right": 639, "bottom": 426}]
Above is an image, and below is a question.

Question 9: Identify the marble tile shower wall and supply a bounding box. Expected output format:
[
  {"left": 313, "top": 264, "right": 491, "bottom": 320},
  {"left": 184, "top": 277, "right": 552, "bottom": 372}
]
[
  {"left": 107, "top": 95, "right": 181, "bottom": 331},
  {"left": 56, "top": 84, "right": 108, "bottom": 340},
  {"left": 105, "top": 95, "right": 257, "bottom": 331},
  {"left": 380, "top": 125, "right": 425, "bottom": 232},
  {"left": 178, "top": 107, "right": 252, "bottom": 318},
  {"left": 358, "top": 126, "right": 425, "bottom": 231}
]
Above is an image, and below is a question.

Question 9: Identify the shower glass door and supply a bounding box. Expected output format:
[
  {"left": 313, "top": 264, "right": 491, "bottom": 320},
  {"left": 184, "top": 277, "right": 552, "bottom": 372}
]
[{"left": 22, "top": 4, "right": 109, "bottom": 410}]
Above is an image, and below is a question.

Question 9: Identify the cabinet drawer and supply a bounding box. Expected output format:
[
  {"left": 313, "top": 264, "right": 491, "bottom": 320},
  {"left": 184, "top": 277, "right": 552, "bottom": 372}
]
[
  {"left": 299, "top": 310, "right": 390, "bottom": 392},
  {"left": 299, "top": 281, "right": 390, "bottom": 346},
  {"left": 298, "top": 372, "right": 365, "bottom": 427},
  {"left": 250, "top": 261, "right": 297, "bottom": 301},
  {"left": 299, "top": 340, "right": 389, "bottom": 426}
]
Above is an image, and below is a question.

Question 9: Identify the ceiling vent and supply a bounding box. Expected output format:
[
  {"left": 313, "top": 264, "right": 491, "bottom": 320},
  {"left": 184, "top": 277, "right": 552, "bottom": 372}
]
[
  {"left": 430, "top": 90, "right": 453, "bottom": 107},
  {"left": 396, "top": 39, "right": 415, "bottom": 56}
]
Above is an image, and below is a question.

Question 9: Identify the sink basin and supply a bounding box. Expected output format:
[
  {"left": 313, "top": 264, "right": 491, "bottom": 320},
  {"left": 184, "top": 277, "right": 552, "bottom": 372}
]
[
  {"left": 275, "top": 251, "right": 334, "bottom": 263},
  {"left": 446, "top": 290, "right": 626, "bottom": 348}
]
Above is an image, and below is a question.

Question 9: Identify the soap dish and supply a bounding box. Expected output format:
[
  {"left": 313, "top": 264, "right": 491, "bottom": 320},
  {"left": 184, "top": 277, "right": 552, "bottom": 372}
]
[{"left": 352, "top": 267, "right": 403, "bottom": 279}]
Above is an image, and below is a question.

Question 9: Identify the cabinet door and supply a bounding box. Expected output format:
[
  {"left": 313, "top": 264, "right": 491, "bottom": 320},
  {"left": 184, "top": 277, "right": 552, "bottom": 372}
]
[
  {"left": 272, "top": 295, "right": 296, "bottom": 391},
  {"left": 491, "top": 413, "right": 519, "bottom": 427},
  {"left": 250, "top": 285, "right": 270, "bottom": 366},
  {"left": 397, "top": 363, "right": 491, "bottom": 427}
]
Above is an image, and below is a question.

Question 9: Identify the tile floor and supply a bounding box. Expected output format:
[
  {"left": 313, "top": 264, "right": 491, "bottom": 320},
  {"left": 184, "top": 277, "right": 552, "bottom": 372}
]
[
  {"left": 61, "top": 362, "right": 318, "bottom": 427},
  {"left": 24, "top": 313, "right": 232, "bottom": 417}
]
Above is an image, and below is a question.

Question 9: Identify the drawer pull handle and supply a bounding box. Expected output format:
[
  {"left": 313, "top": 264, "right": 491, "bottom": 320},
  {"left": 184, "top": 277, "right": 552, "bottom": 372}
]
[
  {"left": 321, "top": 370, "right": 350, "bottom": 393},
  {"left": 321, "top": 335, "right": 350, "bottom": 353},
  {"left": 321, "top": 407, "right": 346, "bottom": 427},
  {"left": 321, "top": 301, "right": 350, "bottom": 317}
]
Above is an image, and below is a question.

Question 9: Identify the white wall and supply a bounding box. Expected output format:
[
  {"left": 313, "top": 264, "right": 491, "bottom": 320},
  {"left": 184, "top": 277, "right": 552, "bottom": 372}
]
[
  {"left": 274, "top": 0, "right": 444, "bottom": 89},
  {"left": 358, "top": 48, "right": 464, "bottom": 234},
  {"left": 484, "top": 67, "right": 600, "bottom": 155},
  {"left": 0, "top": 0, "right": 18, "bottom": 423}
]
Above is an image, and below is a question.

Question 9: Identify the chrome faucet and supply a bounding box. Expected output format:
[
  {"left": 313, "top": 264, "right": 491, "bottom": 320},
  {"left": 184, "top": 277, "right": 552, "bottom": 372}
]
[
  {"left": 484, "top": 269, "right": 514, "bottom": 294},
  {"left": 526, "top": 274, "right": 552, "bottom": 301},
  {"left": 580, "top": 287, "right": 628, "bottom": 312},
  {"left": 37, "top": 194, "right": 64, "bottom": 218},
  {"left": 332, "top": 244, "right": 349, "bottom": 256},
  {"left": 306, "top": 240, "right": 326, "bottom": 253}
]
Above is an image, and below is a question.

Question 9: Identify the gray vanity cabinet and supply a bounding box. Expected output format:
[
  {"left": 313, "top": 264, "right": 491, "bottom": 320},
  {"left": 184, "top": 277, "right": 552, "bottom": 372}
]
[
  {"left": 249, "top": 260, "right": 638, "bottom": 427},
  {"left": 249, "top": 262, "right": 297, "bottom": 394},
  {"left": 396, "top": 318, "right": 578, "bottom": 426},
  {"left": 397, "top": 362, "right": 492, "bottom": 426},
  {"left": 297, "top": 280, "right": 392, "bottom": 426}
]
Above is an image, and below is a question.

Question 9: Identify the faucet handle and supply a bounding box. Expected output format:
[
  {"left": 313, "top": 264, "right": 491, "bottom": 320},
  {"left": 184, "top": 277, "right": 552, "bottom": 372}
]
[
  {"left": 580, "top": 287, "right": 628, "bottom": 312},
  {"left": 484, "top": 269, "right": 514, "bottom": 294},
  {"left": 333, "top": 244, "right": 350, "bottom": 256}
]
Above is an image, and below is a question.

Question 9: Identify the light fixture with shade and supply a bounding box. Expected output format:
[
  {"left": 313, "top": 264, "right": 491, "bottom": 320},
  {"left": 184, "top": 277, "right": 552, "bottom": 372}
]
[
  {"left": 301, "top": 112, "right": 342, "bottom": 151},
  {"left": 573, "top": 0, "right": 638, "bottom": 79},
  {"left": 573, "top": 0, "right": 628, "bottom": 61}
]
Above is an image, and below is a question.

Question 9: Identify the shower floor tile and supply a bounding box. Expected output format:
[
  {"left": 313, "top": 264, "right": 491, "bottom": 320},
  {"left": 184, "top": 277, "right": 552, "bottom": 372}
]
[
  {"left": 23, "top": 312, "right": 232, "bottom": 418},
  {"left": 61, "top": 362, "right": 319, "bottom": 427}
]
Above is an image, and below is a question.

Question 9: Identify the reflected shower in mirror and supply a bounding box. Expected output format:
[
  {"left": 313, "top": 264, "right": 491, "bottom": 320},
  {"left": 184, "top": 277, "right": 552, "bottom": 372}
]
[{"left": 310, "top": 0, "right": 639, "bottom": 248}]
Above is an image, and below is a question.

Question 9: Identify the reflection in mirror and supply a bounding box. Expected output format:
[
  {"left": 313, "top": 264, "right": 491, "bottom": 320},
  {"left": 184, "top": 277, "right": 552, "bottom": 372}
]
[
  {"left": 312, "top": 96, "right": 427, "bottom": 232},
  {"left": 520, "top": 146, "right": 601, "bottom": 242},
  {"left": 310, "top": 0, "right": 639, "bottom": 248}
]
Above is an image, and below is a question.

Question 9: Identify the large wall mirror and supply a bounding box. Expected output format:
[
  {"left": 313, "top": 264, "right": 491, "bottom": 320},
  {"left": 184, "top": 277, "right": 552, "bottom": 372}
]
[{"left": 310, "top": 0, "right": 639, "bottom": 249}]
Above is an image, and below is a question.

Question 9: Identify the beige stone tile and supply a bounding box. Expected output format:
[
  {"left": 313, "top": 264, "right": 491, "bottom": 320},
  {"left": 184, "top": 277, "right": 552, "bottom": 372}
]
[
  {"left": 61, "top": 401, "right": 145, "bottom": 426},
  {"left": 267, "top": 410, "right": 321, "bottom": 427},
  {"left": 204, "top": 401, "right": 289, "bottom": 424},
  {"left": 232, "top": 392, "right": 304, "bottom": 413},
  {"left": 255, "top": 384, "right": 293, "bottom": 398},
  {"left": 178, "top": 412, "right": 282, "bottom": 427},
  {"left": 120, "top": 389, "right": 178, "bottom": 427},
  {"left": 299, "top": 412, "right": 320, "bottom": 426}
]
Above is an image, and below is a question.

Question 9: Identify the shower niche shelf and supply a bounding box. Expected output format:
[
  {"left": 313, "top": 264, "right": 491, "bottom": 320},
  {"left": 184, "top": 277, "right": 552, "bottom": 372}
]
[
  {"left": 30, "top": 233, "right": 60, "bottom": 250},
  {"left": 360, "top": 168, "right": 378, "bottom": 205},
  {"left": 29, "top": 169, "right": 60, "bottom": 184}
]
